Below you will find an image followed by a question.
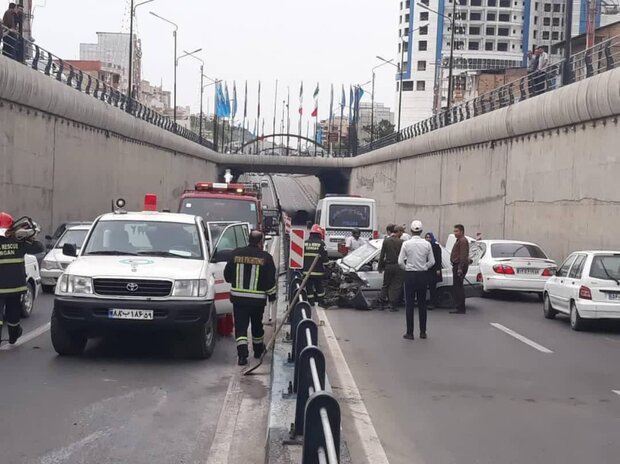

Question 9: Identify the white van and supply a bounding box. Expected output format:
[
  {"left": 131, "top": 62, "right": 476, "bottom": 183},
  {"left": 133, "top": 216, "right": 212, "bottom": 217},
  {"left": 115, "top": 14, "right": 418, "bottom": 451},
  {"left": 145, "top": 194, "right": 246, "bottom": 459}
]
[{"left": 315, "top": 195, "right": 378, "bottom": 258}]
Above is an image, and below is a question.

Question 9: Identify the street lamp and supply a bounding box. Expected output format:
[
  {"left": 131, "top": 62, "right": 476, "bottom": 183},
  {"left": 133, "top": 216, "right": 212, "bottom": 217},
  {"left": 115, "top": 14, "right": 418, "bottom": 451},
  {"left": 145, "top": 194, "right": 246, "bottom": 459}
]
[
  {"left": 417, "top": 2, "right": 456, "bottom": 113},
  {"left": 370, "top": 59, "right": 394, "bottom": 147},
  {"left": 377, "top": 55, "right": 403, "bottom": 139},
  {"left": 182, "top": 51, "right": 205, "bottom": 144},
  {"left": 127, "top": 0, "right": 154, "bottom": 113},
  {"left": 150, "top": 11, "right": 178, "bottom": 125}
]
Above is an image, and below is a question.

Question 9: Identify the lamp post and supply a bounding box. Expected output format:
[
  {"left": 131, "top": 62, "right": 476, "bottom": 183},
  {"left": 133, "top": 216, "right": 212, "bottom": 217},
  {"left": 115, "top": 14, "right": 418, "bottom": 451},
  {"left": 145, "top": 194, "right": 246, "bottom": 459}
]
[
  {"left": 175, "top": 48, "right": 203, "bottom": 133},
  {"left": 127, "top": 0, "right": 154, "bottom": 113},
  {"left": 376, "top": 55, "right": 403, "bottom": 139},
  {"left": 417, "top": 2, "right": 455, "bottom": 113},
  {"left": 150, "top": 12, "right": 178, "bottom": 125},
  {"left": 370, "top": 59, "right": 394, "bottom": 147},
  {"left": 183, "top": 52, "right": 206, "bottom": 144}
]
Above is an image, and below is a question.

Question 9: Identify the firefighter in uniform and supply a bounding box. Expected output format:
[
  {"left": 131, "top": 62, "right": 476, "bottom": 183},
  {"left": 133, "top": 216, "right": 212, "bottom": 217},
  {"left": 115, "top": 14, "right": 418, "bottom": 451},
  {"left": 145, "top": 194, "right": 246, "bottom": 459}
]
[
  {"left": 0, "top": 213, "right": 43, "bottom": 344},
  {"left": 303, "top": 225, "right": 329, "bottom": 306},
  {"left": 224, "top": 230, "right": 277, "bottom": 366}
]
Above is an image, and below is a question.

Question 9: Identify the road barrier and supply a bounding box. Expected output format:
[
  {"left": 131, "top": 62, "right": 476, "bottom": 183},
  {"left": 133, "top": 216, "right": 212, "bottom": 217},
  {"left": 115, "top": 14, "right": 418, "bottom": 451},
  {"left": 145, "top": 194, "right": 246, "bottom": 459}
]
[{"left": 286, "top": 274, "right": 341, "bottom": 464}]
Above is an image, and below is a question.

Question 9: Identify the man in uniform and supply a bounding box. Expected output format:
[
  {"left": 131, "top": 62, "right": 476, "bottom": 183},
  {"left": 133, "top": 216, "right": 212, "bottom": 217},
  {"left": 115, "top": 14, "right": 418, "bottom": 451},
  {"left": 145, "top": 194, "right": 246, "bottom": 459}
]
[
  {"left": 224, "top": 230, "right": 277, "bottom": 366},
  {"left": 303, "top": 224, "right": 329, "bottom": 306},
  {"left": 0, "top": 213, "right": 44, "bottom": 344},
  {"left": 377, "top": 225, "right": 405, "bottom": 311}
]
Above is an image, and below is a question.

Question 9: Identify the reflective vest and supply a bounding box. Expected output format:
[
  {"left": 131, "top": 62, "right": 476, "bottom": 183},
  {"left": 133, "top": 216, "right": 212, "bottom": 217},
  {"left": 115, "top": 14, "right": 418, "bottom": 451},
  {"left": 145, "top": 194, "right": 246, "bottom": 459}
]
[
  {"left": 0, "top": 237, "right": 43, "bottom": 295},
  {"left": 303, "top": 237, "right": 328, "bottom": 277},
  {"left": 224, "top": 245, "right": 277, "bottom": 307}
]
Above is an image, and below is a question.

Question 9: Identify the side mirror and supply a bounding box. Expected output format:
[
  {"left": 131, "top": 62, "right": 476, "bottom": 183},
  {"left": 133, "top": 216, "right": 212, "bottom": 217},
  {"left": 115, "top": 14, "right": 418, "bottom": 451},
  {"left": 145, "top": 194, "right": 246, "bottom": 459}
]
[
  {"left": 555, "top": 269, "right": 562, "bottom": 277},
  {"left": 211, "top": 249, "right": 234, "bottom": 263},
  {"left": 62, "top": 243, "right": 78, "bottom": 258}
]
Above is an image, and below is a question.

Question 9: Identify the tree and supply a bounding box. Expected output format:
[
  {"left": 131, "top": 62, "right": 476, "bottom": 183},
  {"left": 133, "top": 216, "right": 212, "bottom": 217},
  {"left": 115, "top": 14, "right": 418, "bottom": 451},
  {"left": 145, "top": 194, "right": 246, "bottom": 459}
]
[{"left": 362, "top": 119, "right": 395, "bottom": 143}]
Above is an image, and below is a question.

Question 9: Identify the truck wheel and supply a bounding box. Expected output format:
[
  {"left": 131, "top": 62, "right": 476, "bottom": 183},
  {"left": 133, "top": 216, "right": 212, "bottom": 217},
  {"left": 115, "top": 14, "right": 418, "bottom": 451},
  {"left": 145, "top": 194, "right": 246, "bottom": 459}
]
[
  {"left": 21, "top": 281, "right": 35, "bottom": 318},
  {"left": 188, "top": 307, "right": 217, "bottom": 359},
  {"left": 42, "top": 285, "right": 55, "bottom": 294},
  {"left": 51, "top": 313, "right": 87, "bottom": 356}
]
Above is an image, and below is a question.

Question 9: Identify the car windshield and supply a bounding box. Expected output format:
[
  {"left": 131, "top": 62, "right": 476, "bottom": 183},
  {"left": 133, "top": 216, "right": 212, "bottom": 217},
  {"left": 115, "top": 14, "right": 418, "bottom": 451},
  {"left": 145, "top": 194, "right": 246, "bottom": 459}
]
[
  {"left": 180, "top": 198, "right": 258, "bottom": 229},
  {"left": 342, "top": 242, "right": 379, "bottom": 269},
  {"left": 490, "top": 242, "right": 548, "bottom": 259},
  {"left": 56, "top": 229, "right": 88, "bottom": 249},
  {"left": 83, "top": 220, "right": 203, "bottom": 259},
  {"left": 328, "top": 204, "right": 370, "bottom": 228},
  {"left": 589, "top": 255, "right": 620, "bottom": 281}
]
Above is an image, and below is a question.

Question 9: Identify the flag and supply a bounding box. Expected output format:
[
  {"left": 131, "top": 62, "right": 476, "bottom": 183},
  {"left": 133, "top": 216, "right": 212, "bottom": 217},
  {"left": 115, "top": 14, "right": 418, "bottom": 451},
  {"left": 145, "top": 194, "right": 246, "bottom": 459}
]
[
  {"left": 348, "top": 85, "right": 354, "bottom": 123},
  {"left": 299, "top": 81, "right": 303, "bottom": 115},
  {"left": 243, "top": 81, "right": 248, "bottom": 118},
  {"left": 215, "top": 82, "right": 228, "bottom": 118},
  {"left": 257, "top": 81, "right": 261, "bottom": 120},
  {"left": 354, "top": 86, "right": 365, "bottom": 123},
  {"left": 341, "top": 85, "right": 346, "bottom": 110},
  {"left": 311, "top": 83, "right": 319, "bottom": 118},
  {"left": 224, "top": 82, "right": 231, "bottom": 118},
  {"left": 232, "top": 81, "right": 238, "bottom": 119},
  {"left": 328, "top": 84, "right": 334, "bottom": 127}
]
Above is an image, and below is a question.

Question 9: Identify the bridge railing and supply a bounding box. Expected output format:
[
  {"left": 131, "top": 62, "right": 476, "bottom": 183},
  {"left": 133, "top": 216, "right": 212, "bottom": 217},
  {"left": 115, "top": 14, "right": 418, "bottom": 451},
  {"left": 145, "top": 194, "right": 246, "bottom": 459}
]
[
  {"left": 1, "top": 25, "right": 216, "bottom": 151},
  {"left": 357, "top": 33, "right": 620, "bottom": 156}
]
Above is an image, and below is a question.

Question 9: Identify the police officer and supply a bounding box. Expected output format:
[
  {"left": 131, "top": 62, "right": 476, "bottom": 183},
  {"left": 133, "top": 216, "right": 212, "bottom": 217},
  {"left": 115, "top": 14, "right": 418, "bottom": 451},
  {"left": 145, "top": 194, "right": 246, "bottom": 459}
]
[
  {"left": 303, "top": 225, "right": 329, "bottom": 306},
  {"left": 0, "top": 213, "right": 44, "bottom": 344},
  {"left": 224, "top": 230, "right": 277, "bottom": 366}
]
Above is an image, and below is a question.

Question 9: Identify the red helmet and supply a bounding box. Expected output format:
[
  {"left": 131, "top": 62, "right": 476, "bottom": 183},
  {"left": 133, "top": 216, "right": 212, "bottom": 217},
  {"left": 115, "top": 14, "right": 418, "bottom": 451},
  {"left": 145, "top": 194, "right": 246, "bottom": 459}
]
[
  {"left": 310, "top": 224, "right": 324, "bottom": 239},
  {"left": 0, "top": 212, "right": 14, "bottom": 229}
]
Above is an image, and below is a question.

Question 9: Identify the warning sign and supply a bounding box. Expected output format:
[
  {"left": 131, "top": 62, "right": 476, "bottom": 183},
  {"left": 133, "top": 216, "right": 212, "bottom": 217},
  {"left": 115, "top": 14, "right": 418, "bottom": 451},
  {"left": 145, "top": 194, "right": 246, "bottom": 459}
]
[{"left": 289, "top": 228, "right": 305, "bottom": 269}]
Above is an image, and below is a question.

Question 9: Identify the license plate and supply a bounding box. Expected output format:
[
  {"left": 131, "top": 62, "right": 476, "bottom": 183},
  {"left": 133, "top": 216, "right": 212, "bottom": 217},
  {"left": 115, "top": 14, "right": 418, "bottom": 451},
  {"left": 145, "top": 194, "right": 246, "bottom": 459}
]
[
  {"left": 608, "top": 293, "right": 620, "bottom": 301},
  {"left": 517, "top": 268, "right": 540, "bottom": 275},
  {"left": 108, "top": 309, "right": 154, "bottom": 320},
  {"left": 330, "top": 238, "right": 345, "bottom": 243}
]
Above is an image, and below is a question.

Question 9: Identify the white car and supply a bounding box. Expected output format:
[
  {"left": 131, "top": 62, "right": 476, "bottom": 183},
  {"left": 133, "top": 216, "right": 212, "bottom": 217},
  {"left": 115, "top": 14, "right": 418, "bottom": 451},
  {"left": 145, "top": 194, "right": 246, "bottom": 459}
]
[
  {"left": 472, "top": 240, "right": 557, "bottom": 298},
  {"left": 22, "top": 254, "right": 42, "bottom": 318},
  {"left": 543, "top": 251, "right": 620, "bottom": 330},
  {"left": 52, "top": 209, "right": 249, "bottom": 358},
  {"left": 40, "top": 225, "right": 91, "bottom": 293}
]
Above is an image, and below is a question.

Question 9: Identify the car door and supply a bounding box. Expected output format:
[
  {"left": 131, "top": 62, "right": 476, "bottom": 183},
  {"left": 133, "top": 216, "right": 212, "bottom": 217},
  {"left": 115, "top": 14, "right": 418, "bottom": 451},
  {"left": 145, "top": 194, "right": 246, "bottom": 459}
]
[
  {"left": 207, "top": 222, "right": 250, "bottom": 315},
  {"left": 566, "top": 254, "right": 587, "bottom": 303},
  {"left": 548, "top": 254, "right": 577, "bottom": 312}
]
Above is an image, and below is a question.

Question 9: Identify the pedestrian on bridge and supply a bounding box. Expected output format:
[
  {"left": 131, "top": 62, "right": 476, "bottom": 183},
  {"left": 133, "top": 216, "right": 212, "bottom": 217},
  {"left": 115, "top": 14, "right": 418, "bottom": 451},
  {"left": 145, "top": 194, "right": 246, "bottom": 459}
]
[
  {"left": 377, "top": 225, "right": 404, "bottom": 311},
  {"left": 398, "top": 220, "right": 434, "bottom": 340},
  {"left": 224, "top": 230, "right": 277, "bottom": 366},
  {"left": 1, "top": 3, "right": 17, "bottom": 60},
  {"left": 450, "top": 224, "right": 470, "bottom": 314}
]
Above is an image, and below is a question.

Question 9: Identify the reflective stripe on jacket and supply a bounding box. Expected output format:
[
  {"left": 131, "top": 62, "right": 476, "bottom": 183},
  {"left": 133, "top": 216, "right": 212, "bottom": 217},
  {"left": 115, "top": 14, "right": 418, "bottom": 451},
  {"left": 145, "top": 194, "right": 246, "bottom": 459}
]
[
  {"left": 0, "top": 237, "right": 43, "bottom": 294},
  {"left": 303, "top": 237, "right": 329, "bottom": 277},
  {"left": 224, "top": 245, "right": 277, "bottom": 307}
]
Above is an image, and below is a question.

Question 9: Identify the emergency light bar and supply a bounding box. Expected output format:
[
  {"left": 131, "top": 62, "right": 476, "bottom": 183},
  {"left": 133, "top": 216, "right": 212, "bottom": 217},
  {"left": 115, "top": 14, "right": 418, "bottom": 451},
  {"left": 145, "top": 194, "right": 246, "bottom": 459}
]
[
  {"left": 194, "top": 182, "right": 257, "bottom": 195},
  {"left": 144, "top": 194, "right": 158, "bottom": 211}
]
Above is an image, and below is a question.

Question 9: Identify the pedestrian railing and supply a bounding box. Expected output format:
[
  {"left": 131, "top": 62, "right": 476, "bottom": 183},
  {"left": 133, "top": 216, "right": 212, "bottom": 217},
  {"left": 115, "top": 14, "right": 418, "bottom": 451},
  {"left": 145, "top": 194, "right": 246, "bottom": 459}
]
[
  {"left": 284, "top": 274, "right": 341, "bottom": 464},
  {"left": 0, "top": 25, "right": 216, "bottom": 151}
]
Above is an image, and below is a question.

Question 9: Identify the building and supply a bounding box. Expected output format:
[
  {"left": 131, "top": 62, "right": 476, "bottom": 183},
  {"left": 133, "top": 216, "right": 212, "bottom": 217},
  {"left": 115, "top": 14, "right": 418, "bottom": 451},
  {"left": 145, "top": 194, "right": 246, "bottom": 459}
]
[
  {"left": 80, "top": 32, "right": 141, "bottom": 95},
  {"left": 356, "top": 102, "right": 395, "bottom": 142},
  {"left": 454, "top": 67, "right": 528, "bottom": 101},
  {"left": 318, "top": 117, "right": 350, "bottom": 148},
  {"left": 63, "top": 60, "right": 123, "bottom": 90},
  {"left": 139, "top": 80, "right": 171, "bottom": 112},
  {"left": 395, "top": 0, "right": 604, "bottom": 126}
]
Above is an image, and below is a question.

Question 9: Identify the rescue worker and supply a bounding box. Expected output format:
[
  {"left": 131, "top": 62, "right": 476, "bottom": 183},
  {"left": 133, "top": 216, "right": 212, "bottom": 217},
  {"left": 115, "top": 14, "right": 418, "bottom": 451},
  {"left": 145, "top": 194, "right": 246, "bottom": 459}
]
[
  {"left": 224, "top": 230, "right": 277, "bottom": 366},
  {"left": 377, "top": 225, "right": 405, "bottom": 311},
  {"left": 303, "top": 225, "right": 329, "bottom": 306},
  {"left": 0, "top": 213, "right": 44, "bottom": 344},
  {"left": 345, "top": 228, "right": 367, "bottom": 254}
]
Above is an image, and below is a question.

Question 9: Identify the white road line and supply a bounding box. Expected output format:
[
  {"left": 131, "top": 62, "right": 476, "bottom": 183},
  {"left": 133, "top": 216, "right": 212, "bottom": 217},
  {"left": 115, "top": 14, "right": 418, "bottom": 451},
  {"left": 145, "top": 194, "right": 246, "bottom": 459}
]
[
  {"left": 604, "top": 337, "right": 620, "bottom": 343},
  {"left": 0, "top": 322, "right": 50, "bottom": 351},
  {"left": 613, "top": 390, "right": 620, "bottom": 396},
  {"left": 490, "top": 323, "right": 553, "bottom": 354},
  {"left": 316, "top": 306, "right": 392, "bottom": 464}
]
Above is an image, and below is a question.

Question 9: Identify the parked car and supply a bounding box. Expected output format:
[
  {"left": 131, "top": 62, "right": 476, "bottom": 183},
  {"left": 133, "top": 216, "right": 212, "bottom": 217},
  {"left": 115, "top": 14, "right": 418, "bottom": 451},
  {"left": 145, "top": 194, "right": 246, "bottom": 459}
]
[
  {"left": 472, "top": 240, "right": 557, "bottom": 299},
  {"left": 543, "top": 251, "right": 620, "bottom": 330},
  {"left": 335, "top": 239, "right": 482, "bottom": 309},
  {"left": 41, "top": 224, "right": 91, "bottom": 293},
  {"left": 45, "top": 222, "right": 92, "bottom": 251},
  {"left": 22, "top": 254, "right": 42, "bottom": 318}
]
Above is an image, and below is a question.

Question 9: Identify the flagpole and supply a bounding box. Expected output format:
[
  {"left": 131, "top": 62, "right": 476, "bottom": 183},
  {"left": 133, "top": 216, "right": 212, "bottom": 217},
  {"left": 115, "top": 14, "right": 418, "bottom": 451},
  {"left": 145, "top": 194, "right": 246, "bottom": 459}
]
[
  {"left": 298, "top": 81, "right": 303, "bottom": 156},
  {"left": 255, "top": 81, "right": 261, "bottom": 155},
  {"left": 214, "top": 84, "right": 219, "bottom": 151},
  {"left": 241, "top": 81, "right": 247, "bottom": 153},
  {"left": 286, "top": 86, "right": 290, "bottom": 157},
  {"left": 339, "top": 88, "right": 344, "bottom": 157},
  {"left": 306, "top": 120, "right": 310, "bottom": 155}
]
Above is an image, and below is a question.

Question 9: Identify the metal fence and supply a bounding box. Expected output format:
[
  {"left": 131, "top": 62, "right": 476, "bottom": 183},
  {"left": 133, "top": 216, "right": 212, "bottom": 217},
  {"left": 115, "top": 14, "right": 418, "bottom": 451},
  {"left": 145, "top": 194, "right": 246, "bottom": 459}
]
[
  {"left": 284, "top": 269, "right": 341, "bottom": 464},
  {"left": 1, "top": 25, "right": 216, "bottom": 150}
]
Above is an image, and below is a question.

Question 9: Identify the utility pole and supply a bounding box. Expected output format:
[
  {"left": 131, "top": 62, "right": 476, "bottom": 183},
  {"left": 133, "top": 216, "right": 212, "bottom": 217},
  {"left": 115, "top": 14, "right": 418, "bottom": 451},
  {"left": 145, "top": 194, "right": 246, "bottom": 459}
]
[
  {"left": 446, "top": 0, "right": 456, "bottom": 114},
  {"left": 562, "top": 0, "right": 574, "bottom": 85}
]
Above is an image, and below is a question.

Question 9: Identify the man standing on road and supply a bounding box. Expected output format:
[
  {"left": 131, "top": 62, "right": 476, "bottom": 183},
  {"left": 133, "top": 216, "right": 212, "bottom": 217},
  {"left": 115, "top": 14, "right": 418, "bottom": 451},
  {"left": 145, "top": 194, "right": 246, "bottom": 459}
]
[
  {"left": 383, "top": 224, "right": 395, "bottom": 239},
  {"left": 450, "top": 224, "right": 470, "bottom": 314},
  {"left": 1, "top": 3, "right": 17, "bottom": 60},
  {"left": 224, "top": 230, "right": 277, "bottom": 366},
  {"left": 303, "top": 224, "right": 329, "bottom": 306},
  {"left": 398, "top": 221, "right": 434, "bottom": 340},
  {"left": 345, "top": 228, "right": 366, "bottom": 254},
  {"left": 377, "top": 225, "right": 404, "bottom": 311},
  {"left": 0, "top": 212, "right": 44, "bottom": 345}
]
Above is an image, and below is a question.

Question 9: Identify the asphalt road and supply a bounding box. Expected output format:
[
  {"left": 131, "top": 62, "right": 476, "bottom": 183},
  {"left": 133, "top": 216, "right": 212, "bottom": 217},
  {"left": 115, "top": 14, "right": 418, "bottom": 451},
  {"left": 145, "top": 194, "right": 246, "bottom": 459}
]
[
  {"left": 326, "top": 293, "right": 620, "bottom": 464},
  {"left": 270, "top": 175, "right": 316, "bottom": 224},
  {"left": 0, "top": 293, "right": 240, "bottom": 464}
]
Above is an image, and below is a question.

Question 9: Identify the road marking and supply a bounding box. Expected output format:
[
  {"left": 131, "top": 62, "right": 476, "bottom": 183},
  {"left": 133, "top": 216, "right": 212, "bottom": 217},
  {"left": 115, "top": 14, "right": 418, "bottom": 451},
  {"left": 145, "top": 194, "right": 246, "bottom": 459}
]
[
  {"left": 317, "top": 306, "right": 392, "bottom": 464},
  {"left": 613, "top": 390, "right": 620, "bottom": 396},
  {"left": 604, "top": 337, "right": 620, "bottom": 343},
  {"left": 490, "top": 323, "right": 553, "bottom": 354},
  {"left": 0, "top": 322, "right": 50, "bottom": 351}
]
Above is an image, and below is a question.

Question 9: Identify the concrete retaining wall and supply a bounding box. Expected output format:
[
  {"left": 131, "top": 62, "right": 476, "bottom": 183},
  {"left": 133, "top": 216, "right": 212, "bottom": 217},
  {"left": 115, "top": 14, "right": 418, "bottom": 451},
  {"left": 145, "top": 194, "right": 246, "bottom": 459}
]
[
  {"left": 349, "top": 69, "right": 620, "bottom": 261},
  {"left": 0, "top": 56, "right": 218, "bottom": 233}
]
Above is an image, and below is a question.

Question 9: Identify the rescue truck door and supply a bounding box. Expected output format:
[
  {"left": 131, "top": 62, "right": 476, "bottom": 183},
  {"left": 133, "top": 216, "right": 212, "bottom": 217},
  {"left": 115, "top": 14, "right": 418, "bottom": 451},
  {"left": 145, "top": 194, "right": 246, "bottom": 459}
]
[{"left": 207, "top": 222, "right": 250, "bottom": 315}]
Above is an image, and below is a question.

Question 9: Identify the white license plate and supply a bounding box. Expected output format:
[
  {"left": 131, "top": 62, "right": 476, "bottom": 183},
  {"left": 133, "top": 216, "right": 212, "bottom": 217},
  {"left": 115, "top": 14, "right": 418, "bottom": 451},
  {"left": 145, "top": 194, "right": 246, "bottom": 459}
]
[
  {"left": 330, "top": 238, "right": 345, "bottom": 243},
  {"left": 517, "top": 268, "right": 539, "bottom": 275},
  {"left": 608, "top": 293, "right": 620, "bottom": 301},
  {"left": 108, "top": 309, "right": 154, "bottom": 320}
]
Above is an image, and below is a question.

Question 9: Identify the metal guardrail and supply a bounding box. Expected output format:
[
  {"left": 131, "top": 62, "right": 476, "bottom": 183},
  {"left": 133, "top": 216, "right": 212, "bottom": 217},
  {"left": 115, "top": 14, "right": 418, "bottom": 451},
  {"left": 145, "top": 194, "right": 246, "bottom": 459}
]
[
  {"left": 1, "top": 25, "right": 216, "bottom": 150},
  {"left": 284, "top": 273, "right": 341, "bottom": 464}
]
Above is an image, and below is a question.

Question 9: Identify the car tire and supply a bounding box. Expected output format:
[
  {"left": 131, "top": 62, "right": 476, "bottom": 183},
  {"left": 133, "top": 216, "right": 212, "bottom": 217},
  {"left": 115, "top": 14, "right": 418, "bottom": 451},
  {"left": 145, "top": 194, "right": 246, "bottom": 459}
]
[
  {"left": 437, "top": 288, "right": 455, "bottom": 309},
  {"left": 21, "top": 281, "right": 35, "bottom": 318},
  {"left": 188, "top": 306, "right": 217, "bottom": 359},
  {"left": 570, "top": 301, "right": 586, "bottom": 331},
  {"left": 42, "top": 285, "right": 55, "bottom": 294},
  {"left": 51, "top": 313, "right": 87, "bottom": 356},
  {"left": 537, "top": 292, "right": 544, "bottom": 302},
  {"left": 543, "top": 293, "right": 557, "bottom": 319}
]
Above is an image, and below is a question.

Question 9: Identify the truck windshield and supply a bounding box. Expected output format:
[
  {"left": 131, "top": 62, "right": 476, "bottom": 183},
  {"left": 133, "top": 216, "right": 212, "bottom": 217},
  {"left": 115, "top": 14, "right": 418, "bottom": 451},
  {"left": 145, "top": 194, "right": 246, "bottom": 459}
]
[
  {"left": 180, "top": 198, "right": 258, "bottom": 229},
  {"left": 83, "top": 220, "right": 203, "bottom": 259}
]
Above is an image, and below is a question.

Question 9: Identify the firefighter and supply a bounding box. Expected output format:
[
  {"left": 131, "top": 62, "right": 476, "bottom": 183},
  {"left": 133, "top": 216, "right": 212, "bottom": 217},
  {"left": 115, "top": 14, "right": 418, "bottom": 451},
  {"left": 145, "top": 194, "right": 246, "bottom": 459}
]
[
  {"left": 224, "top": 230, "right": 277, "bottom": 366},
  {"left": 0, "top": 213, "right": 44, "bottom": 344},
  {"left": 303, "top": 225, "right": 329, "bottom": 306}
]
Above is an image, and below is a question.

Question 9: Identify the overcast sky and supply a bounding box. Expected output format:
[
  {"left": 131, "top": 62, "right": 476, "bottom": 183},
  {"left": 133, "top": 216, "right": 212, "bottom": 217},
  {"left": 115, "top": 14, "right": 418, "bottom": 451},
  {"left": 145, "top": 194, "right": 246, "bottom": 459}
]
[{"left": 33, "top": 0, "right": 399, "bottom": 132}]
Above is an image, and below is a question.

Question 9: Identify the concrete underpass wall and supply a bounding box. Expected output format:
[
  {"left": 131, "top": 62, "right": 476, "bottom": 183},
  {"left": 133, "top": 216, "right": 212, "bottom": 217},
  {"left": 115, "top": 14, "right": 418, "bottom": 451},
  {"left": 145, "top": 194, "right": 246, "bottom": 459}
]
[
  {"left": 349, "top": 69, "right": 620, "bottom": 261},
  {"left": 0, "top": 56, "right": 218, "bottom": 233}
]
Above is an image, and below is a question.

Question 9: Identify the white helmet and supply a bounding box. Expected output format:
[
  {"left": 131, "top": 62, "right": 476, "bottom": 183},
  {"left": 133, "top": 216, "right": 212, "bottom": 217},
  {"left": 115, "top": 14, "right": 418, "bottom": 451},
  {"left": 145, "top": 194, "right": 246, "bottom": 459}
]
[{"left": 410, "top": 220, "right": 423, "bottom": 233}]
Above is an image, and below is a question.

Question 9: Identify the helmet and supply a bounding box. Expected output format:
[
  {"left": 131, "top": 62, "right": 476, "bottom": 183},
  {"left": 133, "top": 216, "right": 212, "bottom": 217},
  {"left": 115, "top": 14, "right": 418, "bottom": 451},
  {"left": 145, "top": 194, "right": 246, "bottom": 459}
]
[
  {"left": 310, "top": 224, "right": 325, "bottom": 239},
  {"left": 0, "top": 212, "right": 14, "bottom": 229},
  {"left": 410, "top": 220, "right": 423, "bottom": 233}
]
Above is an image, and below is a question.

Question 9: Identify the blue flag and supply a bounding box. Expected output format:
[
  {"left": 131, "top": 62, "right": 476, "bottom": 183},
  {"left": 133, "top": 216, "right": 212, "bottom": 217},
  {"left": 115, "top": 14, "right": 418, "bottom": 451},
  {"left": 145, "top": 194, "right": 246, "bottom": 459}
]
[
  {"left": 232, "top": 81, "right": 238, "bottom": 119},
  {"left": 215, "top": 82, "right": 226, "bottom": 118},
  {"left": 348, "top": 86, "right": 354, "bottom": 123},
  {"left": 224, "top": 82, "right": 231, "bottom": 118}
]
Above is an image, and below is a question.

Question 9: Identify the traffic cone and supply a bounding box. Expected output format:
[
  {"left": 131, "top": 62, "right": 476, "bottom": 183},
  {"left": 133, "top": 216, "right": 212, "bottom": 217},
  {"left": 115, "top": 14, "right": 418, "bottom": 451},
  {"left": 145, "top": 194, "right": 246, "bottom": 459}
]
[{"left": 217, "top": 313, "right": 234, "bottom": 336}]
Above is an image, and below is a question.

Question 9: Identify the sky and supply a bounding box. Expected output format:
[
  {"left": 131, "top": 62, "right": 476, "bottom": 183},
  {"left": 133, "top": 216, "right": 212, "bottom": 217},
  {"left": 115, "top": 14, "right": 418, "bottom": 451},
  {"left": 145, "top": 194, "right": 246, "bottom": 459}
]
[{"left": 32, "top": 0, "right": 400, "bottom": 134}]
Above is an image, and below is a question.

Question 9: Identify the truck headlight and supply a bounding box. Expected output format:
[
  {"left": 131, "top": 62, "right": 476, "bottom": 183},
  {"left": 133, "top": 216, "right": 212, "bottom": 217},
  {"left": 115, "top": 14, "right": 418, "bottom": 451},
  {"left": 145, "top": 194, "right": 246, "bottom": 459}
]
[
  {"left": 172, "top": 279, "right": 208, "bottom": 297},
  {"left": 42, "top": 259, "right": 60, "bottom": 270},
  {"left": 58, "top": 274, "right": 93, "bottom": 295}
]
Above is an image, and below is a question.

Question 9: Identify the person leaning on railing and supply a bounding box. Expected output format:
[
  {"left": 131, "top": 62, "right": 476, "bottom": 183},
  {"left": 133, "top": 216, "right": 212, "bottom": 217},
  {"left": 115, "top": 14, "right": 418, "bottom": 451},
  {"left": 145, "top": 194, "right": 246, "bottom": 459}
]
[{"left": 2, "top": 3, "right": 18, "bottom": 60}]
